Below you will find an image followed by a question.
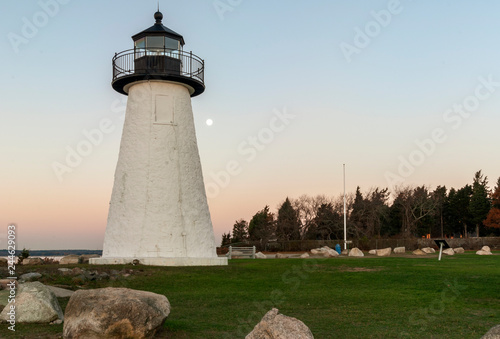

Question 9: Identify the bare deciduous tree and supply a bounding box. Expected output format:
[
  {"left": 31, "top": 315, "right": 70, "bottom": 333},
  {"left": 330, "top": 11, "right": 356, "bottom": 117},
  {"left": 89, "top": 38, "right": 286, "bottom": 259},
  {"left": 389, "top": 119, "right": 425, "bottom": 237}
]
[{"left": 394, "top": 185, "right": 437, "bottom": 237}]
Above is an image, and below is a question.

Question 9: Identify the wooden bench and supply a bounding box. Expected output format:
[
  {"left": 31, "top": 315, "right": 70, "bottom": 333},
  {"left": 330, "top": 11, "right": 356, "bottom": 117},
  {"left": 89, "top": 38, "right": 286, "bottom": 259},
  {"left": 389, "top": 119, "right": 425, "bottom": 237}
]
[{"left": 228, "top": 246, "right": 256, "bottom": 259}]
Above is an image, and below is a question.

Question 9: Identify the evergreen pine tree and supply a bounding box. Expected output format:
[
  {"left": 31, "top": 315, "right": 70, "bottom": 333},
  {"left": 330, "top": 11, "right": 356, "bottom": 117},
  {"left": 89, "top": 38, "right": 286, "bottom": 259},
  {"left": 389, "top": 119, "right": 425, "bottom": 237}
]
[
  {"left": 231, "top": 219, "right": 248, "bottom": 243},
  {"left": 469, "top": 170, "right": 491, "bottom": 237},
  {"left": 276, "top": 198, "right": 301, "bottom": 241},
  {"left": 484, "top": 177, "right": 500, "bottom": 232}
]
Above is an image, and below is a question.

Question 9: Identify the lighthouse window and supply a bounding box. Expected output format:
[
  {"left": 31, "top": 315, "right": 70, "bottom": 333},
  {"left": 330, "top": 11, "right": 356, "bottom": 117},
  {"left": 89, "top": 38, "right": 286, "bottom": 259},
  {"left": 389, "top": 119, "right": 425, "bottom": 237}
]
[
  {"left": 147, "top": 36, "right": 164, "bottom": 51},
  {"left": 155, "top": 95, "right": 174, "bottom": 125},
  {"left": 135, "top": 38, "right": 145, "bottom": 50},
  {"left": 165, "top": 37, "right": 179, "bottom": 51}
]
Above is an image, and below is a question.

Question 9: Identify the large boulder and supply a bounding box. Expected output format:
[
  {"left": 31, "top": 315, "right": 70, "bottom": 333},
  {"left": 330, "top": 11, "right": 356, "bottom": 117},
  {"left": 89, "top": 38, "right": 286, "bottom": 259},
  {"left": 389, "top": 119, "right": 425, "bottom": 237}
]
[
  {"left": 310, "top": 246, "right": 338, "bottom": 258},
  {"left": 246, "top": 308, "right": 314, "bottom": 339},
  {"left": 393, "top": 247, "right": 405, "bottom": 254},
  {"left": 453, "top": 247, "right": 465, "bottom": 254},
  {"left": 59, "top": 255, "right": 80, "bottom": 265},
  {"left": 376, "top": 248, "right": 392, "bottom": 257},
  {"left": 300, "top": 253, "right": 310, "bottom": 259},
  {"left": 422, "top": 247, "right": 436, "bottom": 254},
  {"left": 80, "top": 254, "right": 100, "bottom": 264},
  {"left": 255, "top": 252, "right": 267, "bottom": 259},
  {"left": 63, "top": 287, "right": 170, "bottom": 339},
  {"left": 47, "top": 286, "right": 74, "bottom": 298},
  {"left": 442, "top": 248, "right": 455, "bottom": 255},
  {"left": 19, "top": 272, "right": 42, "bottom": 282},
  {"left": 348, "top": 248, "right": 364, "bottom": 257},
  {"left": 413, "top": 249, "right": 426, "bottom": 256},
  {"left": 368, "top": 250, "right": 377, "bottom": 255},
  {"left": 477, "top": 246, "right": 493, "bottom": 255},
  {"left": 0, "top": 290, "right": 9, "bottom": 309},
  {"left": 481, "top": 324, "right": 500, "bottom": 339},
  {"left": 0, "top": 282, "right": 63, "bottom": 323},
  {"left": 22, "top": 257, "right": 43, "bottom": 265},
  {"left": 321, "top": 246, "right": 339, "bottom": 258}
]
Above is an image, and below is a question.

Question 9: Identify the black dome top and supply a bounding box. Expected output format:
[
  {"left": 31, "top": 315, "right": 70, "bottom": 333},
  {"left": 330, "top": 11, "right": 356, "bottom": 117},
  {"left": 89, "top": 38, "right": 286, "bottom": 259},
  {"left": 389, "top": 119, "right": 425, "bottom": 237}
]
[
  {"left": 154, "top": 11, "right": 163, "bottom": 23},
  {"left": 131, "top": 11, "right": 185, "bottom": 46}
]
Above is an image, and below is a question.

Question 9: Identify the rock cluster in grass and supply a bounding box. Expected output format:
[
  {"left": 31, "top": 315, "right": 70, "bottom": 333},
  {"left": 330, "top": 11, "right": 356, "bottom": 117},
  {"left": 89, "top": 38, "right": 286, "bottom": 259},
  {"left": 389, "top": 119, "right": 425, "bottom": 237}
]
[
  {"left": 476, "top": 246, "right": 493, "bottom": 255},
  {"left": 63, "top": 288, "right": 170, "bottom": 339},
  {"left": 310, "top": 246, "right": 339, "bottom": 258},
  {"left": 246, "top": 308, "right": 314, "bottom": 339},
  {"left": 22, "top": 257, "right": 44, "bottom": 265},
  {"left": 255, "top": 252, "right": 267, "bottom": 259},
  {"left": 453, "top": 247, "right": 465, "bottom": 254},
  {"left": 422, "top": 247, "right": 436, "bottom": 254},
  {"left": 59, "top": 255, "right": 81, "bottom": 265},
  {"left": 19, "top": 272, "right": 42, "bottom": 282},
  {"left": 442, "top": 248, "right": 455, "bottom": 255},
  {"left": 393, "top": 247, "right": 405, "bottom": 254},
  {"left": 413, "top": 249, "right": 426, "bottom": 256},
  {"left": 17, "top": 254, "right": 101, "bottom": 266},
  {"left": 0, "top": 267, "right": 135, "bottom": 290},
  {"left": 55, "top": 267, "right": 135, "bottom": 284},
  {"left": 359, "top": 248, "right": 390, "bottom": 256},
  {"left": 376, "top": 248, "right": 392, "bottom": 257},
  {"left": 0, "top": 282, "right": 64, "bottom": 324},
  {"left": 348, "top": 248, "right": 364, "bottom": 257}
]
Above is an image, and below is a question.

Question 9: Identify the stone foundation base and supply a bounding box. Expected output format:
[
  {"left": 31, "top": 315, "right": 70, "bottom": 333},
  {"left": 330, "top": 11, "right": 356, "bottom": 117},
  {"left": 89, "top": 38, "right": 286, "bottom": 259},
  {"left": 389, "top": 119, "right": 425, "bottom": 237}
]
[{"left": 89, "top": 257, "right": 228, "bottom": 267}]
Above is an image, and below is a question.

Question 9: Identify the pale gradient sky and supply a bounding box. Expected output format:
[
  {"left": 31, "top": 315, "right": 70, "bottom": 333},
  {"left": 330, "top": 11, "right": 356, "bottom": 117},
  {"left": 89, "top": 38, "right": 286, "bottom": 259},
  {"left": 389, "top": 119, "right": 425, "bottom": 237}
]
[{"left": 1, "top": 1, "right": 499, "bottom": 250}]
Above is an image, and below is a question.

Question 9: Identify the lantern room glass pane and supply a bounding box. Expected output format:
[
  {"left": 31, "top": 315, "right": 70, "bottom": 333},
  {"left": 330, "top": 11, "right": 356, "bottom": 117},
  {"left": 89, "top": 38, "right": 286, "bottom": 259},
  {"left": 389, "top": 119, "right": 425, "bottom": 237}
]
[
  {"left": 147, "top": 36, "right": 164, "bottom": 49},
  {"left": 135, "top": 38, "right": 145, "bottom": 49},
  {"left": 165, "top": 37, "right": 179, "bottom": 51}
]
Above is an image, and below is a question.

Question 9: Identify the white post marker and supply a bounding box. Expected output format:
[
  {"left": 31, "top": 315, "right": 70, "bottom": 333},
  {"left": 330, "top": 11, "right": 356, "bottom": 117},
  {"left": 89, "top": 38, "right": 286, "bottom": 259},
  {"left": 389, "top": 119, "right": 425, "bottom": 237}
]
[
  {"left": 435, "top": 239, "right": 450, "bottom": 261},
  {"left": 343, "top": 164, "right": 347, "bottom": 250}
]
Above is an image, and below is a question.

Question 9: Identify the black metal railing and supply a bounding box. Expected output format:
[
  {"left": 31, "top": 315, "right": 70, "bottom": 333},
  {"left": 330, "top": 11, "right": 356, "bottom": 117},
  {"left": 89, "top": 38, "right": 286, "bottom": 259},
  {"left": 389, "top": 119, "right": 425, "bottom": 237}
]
[{"left": 112, "top": 48, "right": 204, "bottom": 85}]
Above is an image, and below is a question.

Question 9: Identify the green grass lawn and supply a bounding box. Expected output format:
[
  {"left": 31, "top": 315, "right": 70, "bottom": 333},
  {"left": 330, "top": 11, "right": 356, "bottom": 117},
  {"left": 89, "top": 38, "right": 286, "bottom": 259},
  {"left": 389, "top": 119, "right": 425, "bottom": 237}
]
[{"left": 1, "top": 253, "right": 499, "bottom": 338}]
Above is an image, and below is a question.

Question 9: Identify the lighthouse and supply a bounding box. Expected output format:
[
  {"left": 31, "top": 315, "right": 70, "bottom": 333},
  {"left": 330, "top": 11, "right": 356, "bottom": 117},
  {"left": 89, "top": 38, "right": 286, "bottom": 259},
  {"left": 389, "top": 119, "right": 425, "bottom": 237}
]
[{"left": 91, "top": 10, "right": 227, "bottom": 266}]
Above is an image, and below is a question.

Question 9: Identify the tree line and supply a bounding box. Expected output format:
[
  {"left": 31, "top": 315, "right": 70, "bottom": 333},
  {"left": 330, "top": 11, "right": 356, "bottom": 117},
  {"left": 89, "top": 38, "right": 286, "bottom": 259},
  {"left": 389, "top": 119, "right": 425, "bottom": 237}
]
[{"left": 221, "top": 170, "right": 500, "bottom": 246}]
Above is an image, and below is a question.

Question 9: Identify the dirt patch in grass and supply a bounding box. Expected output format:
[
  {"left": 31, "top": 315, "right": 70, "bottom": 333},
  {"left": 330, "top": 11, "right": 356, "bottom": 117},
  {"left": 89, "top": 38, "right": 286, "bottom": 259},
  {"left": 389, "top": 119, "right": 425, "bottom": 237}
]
[{"left": 336, "top": 265, "right": 383, "bottom": 272}]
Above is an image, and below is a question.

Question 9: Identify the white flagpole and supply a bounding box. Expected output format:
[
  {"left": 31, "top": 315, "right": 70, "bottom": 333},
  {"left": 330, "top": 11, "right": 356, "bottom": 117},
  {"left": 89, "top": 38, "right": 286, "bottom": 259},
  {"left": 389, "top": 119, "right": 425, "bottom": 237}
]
[{"left": 343, "top": 164, "right": 347, "bottom": 250}]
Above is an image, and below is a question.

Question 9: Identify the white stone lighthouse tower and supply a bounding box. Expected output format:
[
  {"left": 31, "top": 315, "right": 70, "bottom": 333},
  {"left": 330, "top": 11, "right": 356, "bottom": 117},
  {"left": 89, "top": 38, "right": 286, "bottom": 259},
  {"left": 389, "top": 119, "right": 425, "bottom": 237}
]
[{"left": 91, "top": 10, "right": 226, "bottom": 266}]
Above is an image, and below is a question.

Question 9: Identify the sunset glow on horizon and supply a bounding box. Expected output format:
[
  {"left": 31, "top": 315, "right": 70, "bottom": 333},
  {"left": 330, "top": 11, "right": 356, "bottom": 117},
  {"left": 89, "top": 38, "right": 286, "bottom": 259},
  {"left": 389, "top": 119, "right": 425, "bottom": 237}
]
[{"left": 1, "top": 1, "right": 500, "bottom": 250}]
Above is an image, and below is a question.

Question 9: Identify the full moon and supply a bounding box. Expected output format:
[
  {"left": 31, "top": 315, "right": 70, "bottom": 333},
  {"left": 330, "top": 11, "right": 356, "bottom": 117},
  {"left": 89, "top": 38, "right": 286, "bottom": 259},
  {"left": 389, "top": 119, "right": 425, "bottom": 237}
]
[{"left": 206, "top": 119, "right": 213, "bottom": 126}]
